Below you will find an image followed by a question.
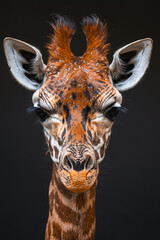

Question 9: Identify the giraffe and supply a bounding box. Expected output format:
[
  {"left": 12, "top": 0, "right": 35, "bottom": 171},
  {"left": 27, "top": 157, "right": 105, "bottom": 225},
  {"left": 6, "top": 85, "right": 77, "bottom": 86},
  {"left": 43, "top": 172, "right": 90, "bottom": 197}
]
[{"left": 3, "top": 16, "right": 153, "bottom": 240}]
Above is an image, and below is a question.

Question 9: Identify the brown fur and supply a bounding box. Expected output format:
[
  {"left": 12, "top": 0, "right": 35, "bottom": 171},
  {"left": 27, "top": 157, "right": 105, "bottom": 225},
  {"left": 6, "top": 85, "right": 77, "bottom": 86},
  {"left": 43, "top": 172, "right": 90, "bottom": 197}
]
[{"left": 45, "top": 163, "right": 96, "bottom": 240}]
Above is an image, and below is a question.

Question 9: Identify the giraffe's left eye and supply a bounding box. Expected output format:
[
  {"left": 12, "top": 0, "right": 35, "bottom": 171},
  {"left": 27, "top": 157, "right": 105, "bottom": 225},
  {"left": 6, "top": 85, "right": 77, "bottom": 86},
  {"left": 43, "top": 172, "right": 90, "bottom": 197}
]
[
  {"left": 105, "top": 106, "right": 127, "bottom": 122},
  {"left": 35, "top": 107, "right": 49, "bottom": 122},
  {"left": 105, "top": 107, "right": 120, "bottom": 121}
]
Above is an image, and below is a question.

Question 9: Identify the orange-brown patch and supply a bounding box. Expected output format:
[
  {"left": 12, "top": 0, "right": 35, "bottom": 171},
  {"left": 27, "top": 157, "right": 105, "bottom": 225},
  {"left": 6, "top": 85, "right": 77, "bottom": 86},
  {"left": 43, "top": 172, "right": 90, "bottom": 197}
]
[
  {"left": 59, "top": 169, "right": 97, "bottom": 193},
  {"left": 47, "top": 221, "right": 51, "bottom": 238},
  {"left": 76, "top": 193, "right": 87, "bottom": 209},
  {"left": 54, "top": 146, "right": 59, "bottom": 159},
  {"left": 94, "top": 150, "right": 99, "bottom": 161},
  {"left": 52, "top": 221, "right": 62, "bottom": 240},
  {"left": 55, "top": 175, "right": 73, "bottom": 199},
  {"left": 82, "top": 204, "right": 95, "bottom": 235},
  {"left": 54, "top": 191, "right": 79, "bottom": 223},
  {"left": 100, "top": 144, "right": 105, "bottom": 158},
  {"left": 48, "top": 138, "right": 53, "bottom": 156},
  {"left": 90, "top": 182, "right": 97, "bottom": 199},
  {"left": 49, "top": 189, "right": 54, "bottom": 214},
  {"left": 50, "top": 122, "right": 60, "bottom": 138}
]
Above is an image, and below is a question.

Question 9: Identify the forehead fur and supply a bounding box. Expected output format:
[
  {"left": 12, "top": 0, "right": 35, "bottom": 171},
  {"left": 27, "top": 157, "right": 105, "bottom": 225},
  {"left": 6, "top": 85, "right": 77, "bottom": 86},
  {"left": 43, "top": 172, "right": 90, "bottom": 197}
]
[
  {"left": 46, "top": 15, "right": 110, "bottom": 63},
  {"left": 43, "top": 15, "right": 113, "bottom": 109}
]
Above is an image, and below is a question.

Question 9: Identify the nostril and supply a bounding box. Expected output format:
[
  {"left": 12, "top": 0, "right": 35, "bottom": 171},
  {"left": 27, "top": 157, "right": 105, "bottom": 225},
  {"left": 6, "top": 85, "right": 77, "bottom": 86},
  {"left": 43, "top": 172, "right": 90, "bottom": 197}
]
[
  {"left": 64, "top": 156, "right": 73, "bottom": 170},
  {"left": 85, "top": 156, "right": 93, "bottom": 170}
]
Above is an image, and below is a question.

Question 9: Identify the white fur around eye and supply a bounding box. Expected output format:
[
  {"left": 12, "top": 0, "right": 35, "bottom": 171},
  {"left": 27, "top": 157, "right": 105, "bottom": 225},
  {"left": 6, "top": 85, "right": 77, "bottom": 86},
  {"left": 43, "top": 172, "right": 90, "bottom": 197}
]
[
  {"left": 113, "top": 102, "right": 121, "bottom": 108},
  {"left": 50, "top": 116, "right": 62, "bottom": 123},
  {"left": 92, "top": 102, "right": 121, "bottom": 122}
]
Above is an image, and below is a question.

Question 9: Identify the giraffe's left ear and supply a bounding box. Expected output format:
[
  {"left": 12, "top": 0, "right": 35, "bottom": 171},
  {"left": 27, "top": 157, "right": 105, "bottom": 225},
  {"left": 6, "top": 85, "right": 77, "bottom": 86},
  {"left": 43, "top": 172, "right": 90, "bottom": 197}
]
[
  {"left": 109, "top": 38, "right": 153, "bottom": 91},
  {"left": 3, "top": 37, "right": 46, "bottom": 90}
]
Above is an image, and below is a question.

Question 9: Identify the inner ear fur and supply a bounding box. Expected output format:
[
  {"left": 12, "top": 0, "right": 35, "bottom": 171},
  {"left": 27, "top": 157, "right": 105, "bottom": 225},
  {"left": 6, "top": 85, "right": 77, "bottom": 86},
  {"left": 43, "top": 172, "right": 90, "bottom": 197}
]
[
  {"left": 109, "top": 38, "right": 153, "bottom": 91},
  {"left": 3, "top": 37, "right": 46, "bottom": 90}
]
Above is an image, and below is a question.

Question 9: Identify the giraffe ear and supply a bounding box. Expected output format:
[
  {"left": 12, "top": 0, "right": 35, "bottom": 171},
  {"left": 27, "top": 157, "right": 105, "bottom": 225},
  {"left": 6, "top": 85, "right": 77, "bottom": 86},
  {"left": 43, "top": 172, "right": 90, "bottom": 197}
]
[
  {"left": 3, "top": 37, "right": 46, "bottom": 90},
  {"left": 109, "top": 38, "right": 153, "bottom": 91}
]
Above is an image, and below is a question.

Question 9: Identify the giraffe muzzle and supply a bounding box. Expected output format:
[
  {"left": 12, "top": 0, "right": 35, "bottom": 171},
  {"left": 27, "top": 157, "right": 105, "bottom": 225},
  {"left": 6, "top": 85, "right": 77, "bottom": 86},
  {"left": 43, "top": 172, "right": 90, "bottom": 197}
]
[
  {"left": 58, "top": 148, "right": 99, "bottom": 193},
  {"left": 63, "top": 155, "right": 95, "bottom": 172}
]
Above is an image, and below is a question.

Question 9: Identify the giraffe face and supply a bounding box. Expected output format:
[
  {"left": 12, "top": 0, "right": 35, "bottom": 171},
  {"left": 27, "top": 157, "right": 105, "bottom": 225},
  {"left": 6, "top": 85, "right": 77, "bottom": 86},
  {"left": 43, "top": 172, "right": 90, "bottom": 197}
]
[
  {"left": 4, "top": 16, "right": 153, "bottom": 193},
  {"left": 32, "top": 58, "right": 122, "bottom": 192}
]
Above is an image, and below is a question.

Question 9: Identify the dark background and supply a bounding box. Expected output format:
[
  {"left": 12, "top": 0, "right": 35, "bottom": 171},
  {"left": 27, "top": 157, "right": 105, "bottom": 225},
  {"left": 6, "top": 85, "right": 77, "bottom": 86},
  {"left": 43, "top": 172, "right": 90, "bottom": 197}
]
[{"left": 1, "top": 1, "right": 160, "bottom": 239}]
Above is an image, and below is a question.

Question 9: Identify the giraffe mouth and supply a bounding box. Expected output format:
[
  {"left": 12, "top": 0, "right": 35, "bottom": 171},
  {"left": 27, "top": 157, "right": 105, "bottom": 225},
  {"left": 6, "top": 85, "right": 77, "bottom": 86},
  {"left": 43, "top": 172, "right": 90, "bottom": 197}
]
[{"left": 57, "top": 167, "right": 99, "bottom": 193}]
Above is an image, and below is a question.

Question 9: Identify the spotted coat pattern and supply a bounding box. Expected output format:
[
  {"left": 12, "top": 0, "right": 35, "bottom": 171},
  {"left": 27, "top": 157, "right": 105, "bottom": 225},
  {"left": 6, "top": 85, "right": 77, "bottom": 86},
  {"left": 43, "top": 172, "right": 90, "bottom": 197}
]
[{"left": 31, "top": 16, "right": 122, "bottom": 240}]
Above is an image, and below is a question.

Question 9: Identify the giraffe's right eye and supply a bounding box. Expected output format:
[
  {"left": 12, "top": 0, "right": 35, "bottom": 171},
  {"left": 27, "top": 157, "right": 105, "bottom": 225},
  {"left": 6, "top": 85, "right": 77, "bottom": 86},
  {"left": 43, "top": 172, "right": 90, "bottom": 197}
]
[{"left": 35, "top": 107, "right": 49, "bottom": 122}]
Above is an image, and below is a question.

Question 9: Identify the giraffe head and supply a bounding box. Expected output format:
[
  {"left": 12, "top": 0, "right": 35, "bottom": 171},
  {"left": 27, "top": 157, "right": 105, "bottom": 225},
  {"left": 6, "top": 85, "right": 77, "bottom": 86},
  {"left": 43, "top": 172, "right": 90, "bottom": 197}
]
[{"left": 4, "top": 16, "right": 153, "bottom": 193}]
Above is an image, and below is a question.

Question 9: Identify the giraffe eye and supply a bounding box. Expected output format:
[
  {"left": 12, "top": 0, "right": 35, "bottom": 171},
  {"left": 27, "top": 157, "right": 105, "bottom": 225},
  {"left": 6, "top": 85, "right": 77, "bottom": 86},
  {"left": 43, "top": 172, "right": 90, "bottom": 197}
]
[
  {"left": 35, "top": 107, "right": 49, "bottom": 122},
  {"left": 105, "top": 106, "right": 127, "bottom": 122},
  {"left": 105, "top": 107, "right": 120, "bottom": 121}
]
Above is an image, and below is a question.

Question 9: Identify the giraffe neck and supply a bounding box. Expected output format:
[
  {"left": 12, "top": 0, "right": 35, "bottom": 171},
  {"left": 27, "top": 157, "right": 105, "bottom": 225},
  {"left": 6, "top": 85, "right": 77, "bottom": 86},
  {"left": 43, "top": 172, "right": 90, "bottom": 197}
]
[{"left": 45, "top": 163, "right": 97, "bottom": 240}]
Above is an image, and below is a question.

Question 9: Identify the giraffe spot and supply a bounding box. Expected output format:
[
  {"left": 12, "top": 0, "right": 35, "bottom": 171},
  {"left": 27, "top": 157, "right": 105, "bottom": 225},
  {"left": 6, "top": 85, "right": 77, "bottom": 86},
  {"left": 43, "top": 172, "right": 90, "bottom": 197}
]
[
  {"left": 63, "top": 104, "right": 69, "bottom": 117},
  {"left": 81, "top": 105, "right": 91, "bottom": 131},
  {"left": 57, "top": 99, "right": 62, "bottom": 108},
  {"left": 48, "top": 139, "right": 53, "bottom": 156},
  {"left": 100, "top": 144, "right": 105, "bottom": 158},
  {"left": 62, "top": 128, "right": 66, "bottom": 141},
  {"left": 62, "top": 229, "right": 78, "bottom": 240},
  {"left": 47, "top": 221, "right": 51, "bottom": 239},
  {"left": 54, "top": 173, "right": 73, "bottom": 200},
  {"left": 54, "top": 146, "right": 59, "bottom": 159},
  {"left": 84, "top": 88, "right": 90, "bottom": 101},
  {"left": 52, "top": 221, "right": 61, "bottom": 240},
  {"left": 82, "top": 204, "right": 95, "bottom": 235},
  {"left": 87, "top": 128, "right": 92, "bottom": 139},
  {"left": 49, "top": 189, "right": 54, "bottom": 214},
  {"left": 68, "top": 132, "right": 72, "bottom": 141},
  {"left": 92, "top": 135, "right": 100, "bottom": 146},
  {"left": 71, "top": 92, "right": 77, "bottom": 99},
  {"left": 84, "top": 134, "right": 87, "bottom": 142},
  {"left": 70, "top": 79, "right": 77, "bottom": 87},
  {"left": 94, "top": 150, "right": 99, "bottom": 161},
  {"left": 54, "top": 192, "right": 79, "bottom": 224},
  {"left": 58, "top": 137, "right": 63, "bottom": 146},
  {"left": 90, "top": 182, "right": 97, "bottom": 199},
  {"left": 66, "top": 114, "right": 71, "bottom": 129},
  {"left": 48, "top": 83, "right": 53, "bottom": 91},
  {"left": 59, "top": 90, "right": 63, "bottom": 99},
  {"left": 76, "top": 193, "right": 86, "bottom": 209}
]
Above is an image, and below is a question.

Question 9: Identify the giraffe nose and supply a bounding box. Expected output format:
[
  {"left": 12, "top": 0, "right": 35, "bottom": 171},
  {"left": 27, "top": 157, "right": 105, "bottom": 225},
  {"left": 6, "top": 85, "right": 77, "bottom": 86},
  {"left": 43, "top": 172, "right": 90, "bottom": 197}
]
[{"left": 63, "top": 155, "right": 94, "bottom": 172}]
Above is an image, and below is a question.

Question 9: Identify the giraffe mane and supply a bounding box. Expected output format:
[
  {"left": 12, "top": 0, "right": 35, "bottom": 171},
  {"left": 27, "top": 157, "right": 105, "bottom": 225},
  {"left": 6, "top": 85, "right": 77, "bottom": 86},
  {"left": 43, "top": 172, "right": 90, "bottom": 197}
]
[{"left": 46, "top": 15, "right": 109, "bottom": 63}]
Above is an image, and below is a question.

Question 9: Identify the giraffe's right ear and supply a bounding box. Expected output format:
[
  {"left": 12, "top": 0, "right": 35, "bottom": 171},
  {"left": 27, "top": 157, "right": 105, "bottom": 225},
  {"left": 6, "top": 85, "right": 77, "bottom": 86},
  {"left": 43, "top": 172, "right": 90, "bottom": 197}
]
[{"left": 3, "top": 37, "right": 46, "bottom": 90}]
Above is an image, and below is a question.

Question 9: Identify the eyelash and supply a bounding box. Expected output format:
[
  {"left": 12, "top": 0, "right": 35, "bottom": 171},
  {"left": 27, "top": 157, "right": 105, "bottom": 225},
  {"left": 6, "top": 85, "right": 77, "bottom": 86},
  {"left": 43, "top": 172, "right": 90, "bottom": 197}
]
[
  {"left": 104, "top": 106, "right": 127, "bottom": 121},
  {"left": 27, "top": 105, "right": 127, "bottom": 123},
  {"left": 27, "top": 106, "right": 49, "bottom": 122}
]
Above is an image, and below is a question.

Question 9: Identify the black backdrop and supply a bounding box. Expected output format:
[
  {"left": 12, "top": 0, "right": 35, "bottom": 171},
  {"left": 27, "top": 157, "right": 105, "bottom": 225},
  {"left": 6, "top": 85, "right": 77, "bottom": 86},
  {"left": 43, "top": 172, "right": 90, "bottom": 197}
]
[{"left": 1, "top": 1, "right": 160, "bottom": 240}]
